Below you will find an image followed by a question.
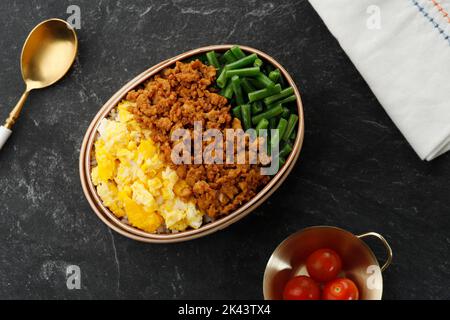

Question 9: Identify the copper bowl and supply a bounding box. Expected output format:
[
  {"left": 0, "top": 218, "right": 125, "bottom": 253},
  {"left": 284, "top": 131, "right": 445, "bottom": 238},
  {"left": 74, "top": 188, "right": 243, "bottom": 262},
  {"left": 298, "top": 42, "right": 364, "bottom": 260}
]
[
  {"left": 79, "top": 45, "right": 305, "bottom": 243},
  {"left": 263, "top": 226, "right": 393, "bottom": 300}
]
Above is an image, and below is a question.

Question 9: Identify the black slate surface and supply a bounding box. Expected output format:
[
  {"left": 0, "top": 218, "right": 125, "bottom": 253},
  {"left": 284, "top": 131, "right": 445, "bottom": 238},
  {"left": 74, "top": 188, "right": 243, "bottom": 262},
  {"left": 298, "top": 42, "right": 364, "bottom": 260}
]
[{"left": 0, "top": 0, "right": 449, "bottom": 300}]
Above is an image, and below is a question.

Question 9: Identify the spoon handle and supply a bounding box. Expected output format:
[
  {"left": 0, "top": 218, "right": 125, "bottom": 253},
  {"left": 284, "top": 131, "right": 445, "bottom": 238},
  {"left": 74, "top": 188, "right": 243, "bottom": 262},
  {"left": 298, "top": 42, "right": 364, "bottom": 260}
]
[
  {"left": 0, "top": 126, "right": 12, "bottom": 150},
  {"left": 1, "top": 91, "right": 29, "bottom": 150},
  {"left": 5, "top": 91, "right": 29, "bottom": 129}
]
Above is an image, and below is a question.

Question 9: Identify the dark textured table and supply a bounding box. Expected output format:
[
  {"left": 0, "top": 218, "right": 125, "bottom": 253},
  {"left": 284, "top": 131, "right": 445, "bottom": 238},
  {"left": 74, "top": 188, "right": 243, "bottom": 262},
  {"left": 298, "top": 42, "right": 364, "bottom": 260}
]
[{"left": 0, "top": 0, "right": 449, "bottom": 300}]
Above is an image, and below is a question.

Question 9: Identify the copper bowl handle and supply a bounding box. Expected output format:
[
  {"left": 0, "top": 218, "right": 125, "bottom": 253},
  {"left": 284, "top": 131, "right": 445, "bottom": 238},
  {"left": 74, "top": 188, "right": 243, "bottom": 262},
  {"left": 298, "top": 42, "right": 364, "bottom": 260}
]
[{"left": 357, "top": 232, "right": 393, "bottom": 272}]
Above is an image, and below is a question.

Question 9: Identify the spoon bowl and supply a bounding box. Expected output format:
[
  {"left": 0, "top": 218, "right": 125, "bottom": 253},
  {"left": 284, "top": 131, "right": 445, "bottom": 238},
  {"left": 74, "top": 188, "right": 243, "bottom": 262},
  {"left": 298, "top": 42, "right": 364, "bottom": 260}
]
[{"left": 21, "top": 19, "right": 78, "bottom": 90}]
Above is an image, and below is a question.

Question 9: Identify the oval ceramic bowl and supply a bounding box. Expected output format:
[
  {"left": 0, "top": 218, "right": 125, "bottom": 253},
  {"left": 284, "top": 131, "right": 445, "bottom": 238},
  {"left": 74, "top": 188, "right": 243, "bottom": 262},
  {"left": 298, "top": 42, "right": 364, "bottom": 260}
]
[
  {"left": 80, "top": 45, "right": 305, "bottom": 243},
  {"left": 263, "top": 226, "right": 393, "bottom": 300}
]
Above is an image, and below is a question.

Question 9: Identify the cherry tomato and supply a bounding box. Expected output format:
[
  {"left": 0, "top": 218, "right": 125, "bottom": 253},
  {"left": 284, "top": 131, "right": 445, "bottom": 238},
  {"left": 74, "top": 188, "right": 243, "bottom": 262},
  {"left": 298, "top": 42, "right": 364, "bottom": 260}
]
[
  {"left": 306, "top": 248, "right": 342, "bottom": 282},
  {"left": 322, "top": 278, "right": 359, "bottom": 300},
  {"left": 283, "top": 275, "right": 321, "bottom": 300}
]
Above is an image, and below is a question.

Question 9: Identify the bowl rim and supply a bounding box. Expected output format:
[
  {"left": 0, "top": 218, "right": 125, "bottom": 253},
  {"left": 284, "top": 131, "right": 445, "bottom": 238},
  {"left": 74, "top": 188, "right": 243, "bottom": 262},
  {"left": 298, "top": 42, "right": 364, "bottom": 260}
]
[
  {"left": 262, "top": 226, "right": 384, "bottom": 300},
  {"left": 79, "top": 44, "right": 305, "bottom": 243}
]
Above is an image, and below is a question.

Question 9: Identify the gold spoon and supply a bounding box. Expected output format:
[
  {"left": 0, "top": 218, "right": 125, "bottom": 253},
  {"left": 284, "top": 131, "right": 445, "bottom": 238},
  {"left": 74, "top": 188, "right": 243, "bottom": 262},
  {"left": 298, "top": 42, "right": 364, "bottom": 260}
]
[{"left": 0, "top": 18, "right": 78, "bottom": 149}]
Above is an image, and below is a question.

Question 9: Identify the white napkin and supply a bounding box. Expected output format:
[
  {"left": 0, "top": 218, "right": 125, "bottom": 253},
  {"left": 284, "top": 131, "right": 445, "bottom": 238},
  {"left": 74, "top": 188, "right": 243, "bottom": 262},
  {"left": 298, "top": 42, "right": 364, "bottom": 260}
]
[{"left": 309, "top": 0, "right": 450, "bottom": 160}]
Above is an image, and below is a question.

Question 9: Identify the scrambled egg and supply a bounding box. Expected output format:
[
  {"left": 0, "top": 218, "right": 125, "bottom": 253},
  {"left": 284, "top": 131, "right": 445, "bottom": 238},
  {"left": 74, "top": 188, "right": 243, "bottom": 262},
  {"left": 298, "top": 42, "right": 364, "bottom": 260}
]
[{"left": 91, "top": 101, "right": 204, "bottom": 233}]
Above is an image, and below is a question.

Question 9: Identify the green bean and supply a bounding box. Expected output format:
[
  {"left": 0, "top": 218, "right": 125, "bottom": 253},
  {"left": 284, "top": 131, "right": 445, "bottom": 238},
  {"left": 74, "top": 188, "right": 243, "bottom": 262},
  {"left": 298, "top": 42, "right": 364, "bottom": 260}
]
[
  {"left": 264, "top": 87, "right": 294, "bottom": 105},
  {"left": 251, "top": 101, "right": 264, "bottom": 114},
  {"left": 220, "top": 81, "right": 234, "bottom": 99},
  {"left": 226, "top": 53, "right": 258, "bottom": 70},
  {"left": 267, "top": 94, "right": 297, "bottom": 109},
  {"left": 231, "top": 76, "right": 245, "bottom": 105},
  {"left": 278, "top": 94, "right": 297, "bottom": 105},
  {"left": 252, "top": 104, "right": 284, "bottom": 125},
  {"left": 241, "top": 78, "right": 256, "bottom": 94},
  {"left": 253, "top": 73, "right": 275, "bottom": 88},
  {"left": 207, "top": 48, "right": 299, "bottom": 146},
  {"left": 206, "top": 51, "right": 220, "bottom": 69},
  {"left": 277, "top": 118, "right": 289, "bottom": 141},
  {"left": 248, "top": 84, "right": 282, "bottom": 103},
  {"left": 226, "top": 67, "right": 260, "bottom": 78},
  {"left": 279, "top": 143, "right": 293, "bottom": 159},
  {"left": 269, "top": 69, "right": 281, "bottom": 83},
  {"left": 281, "top": 107, "right": 290, "bottom": 119},
  {"left": 240, "top": 104, "right": 252, "bottom": 130},
  {"left": 255, "top": 118, "right": 269, "bottom": 135},
  {"left": 216, "top": 66, "right": 229, "bottom": 88},
  {"left": 231, "top": 46, "right": 246, "bottom": 59},
  {"left": 271, "top": 118, "right": 288, "bottom": 147},
  {"left": 267, "top": 102, "right": 281, "bottom": 110},
  {"left": 223, "top": 50, "right": 237, "bottom": 63},
  {"left": 283, "top": 114, "right": 299, "bottom": 141},
  {"left": 254, "top": 58, "right": 263, "bottom": 68},
  {"left": 232, "top": 106, "right": 242, "bottom": 121}
]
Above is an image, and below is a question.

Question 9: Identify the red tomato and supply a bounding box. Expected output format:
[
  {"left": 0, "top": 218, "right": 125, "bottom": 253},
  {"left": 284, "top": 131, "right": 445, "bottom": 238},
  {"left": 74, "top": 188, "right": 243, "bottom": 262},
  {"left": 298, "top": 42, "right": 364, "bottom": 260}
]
[
  {"left": 283, "top": 276, "right": 321, "bottom": 300},
  {"left": 322, "top": 278, "right": 359, "bottom": 300},
  {"left": 306, "top": 248, "right": 342, "bottom": 282}
]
